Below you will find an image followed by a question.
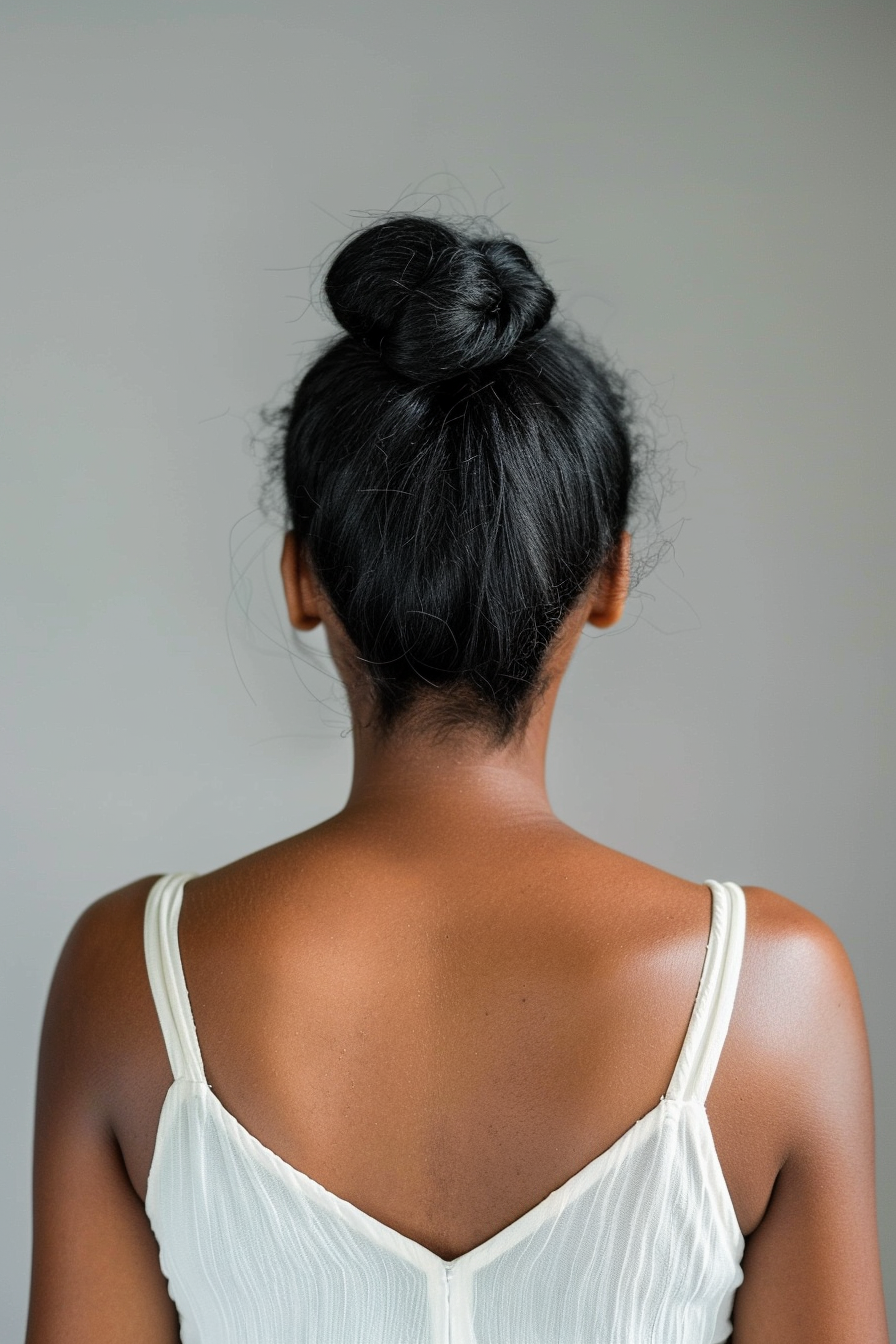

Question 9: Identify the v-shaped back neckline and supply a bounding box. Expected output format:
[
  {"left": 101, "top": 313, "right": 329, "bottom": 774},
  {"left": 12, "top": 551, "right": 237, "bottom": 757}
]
[
  {"left": 164, "top": 1075, "right": 679, "bottom": 1271},
  {"left": 144, "top": 872, "right": 747, "bottom": 1272}
]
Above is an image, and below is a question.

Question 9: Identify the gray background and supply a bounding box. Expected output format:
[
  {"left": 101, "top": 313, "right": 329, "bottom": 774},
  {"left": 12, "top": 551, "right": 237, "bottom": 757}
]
[{"left": 1, "top": 0, "right": 893, "bottom": 1334}]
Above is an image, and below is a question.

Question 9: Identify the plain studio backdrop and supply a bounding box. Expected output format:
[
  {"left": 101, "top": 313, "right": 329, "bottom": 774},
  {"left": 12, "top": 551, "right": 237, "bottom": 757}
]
[{"left": 1, "top": 0, "right": 894, "bottom": 1333}]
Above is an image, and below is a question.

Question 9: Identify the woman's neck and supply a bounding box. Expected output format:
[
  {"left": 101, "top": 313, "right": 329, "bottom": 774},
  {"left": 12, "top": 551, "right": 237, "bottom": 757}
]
[{"left": 341, "top": 693, "right": 559, "bottom": 831}]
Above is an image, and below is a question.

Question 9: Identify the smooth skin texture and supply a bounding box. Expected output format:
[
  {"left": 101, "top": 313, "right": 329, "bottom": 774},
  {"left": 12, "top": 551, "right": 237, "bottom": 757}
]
[{"left": 27, "top": 534, "right": 888, "bottom": 1343}]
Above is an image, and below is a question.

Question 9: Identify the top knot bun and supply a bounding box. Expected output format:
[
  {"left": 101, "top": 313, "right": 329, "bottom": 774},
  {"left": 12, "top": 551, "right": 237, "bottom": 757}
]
[{"left": 323, "top": 216, "right": 557, "bottom": 384}]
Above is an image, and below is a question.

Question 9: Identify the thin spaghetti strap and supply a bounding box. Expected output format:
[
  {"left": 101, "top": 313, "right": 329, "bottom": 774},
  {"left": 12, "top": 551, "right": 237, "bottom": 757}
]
[
  {"left": 665, "top": 881, "right": 747, "bottom": 1105},
  {"left": 143, "top": 872, "right": 207, "bottom": 1084}
]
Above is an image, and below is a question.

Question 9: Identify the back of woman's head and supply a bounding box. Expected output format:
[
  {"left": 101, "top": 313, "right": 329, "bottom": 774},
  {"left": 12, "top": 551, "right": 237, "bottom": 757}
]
[{"left": 272, "top": 213, "right": 639, "bottom": 741}]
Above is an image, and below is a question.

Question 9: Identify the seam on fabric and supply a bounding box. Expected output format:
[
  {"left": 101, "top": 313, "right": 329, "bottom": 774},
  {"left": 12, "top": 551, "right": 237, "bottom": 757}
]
[
  {"left": 691, "top": 1099, "right": 747, "bottom": 1252},
  {"left": 144, "top": 1078, "right": 202, "bottom": 1225}
]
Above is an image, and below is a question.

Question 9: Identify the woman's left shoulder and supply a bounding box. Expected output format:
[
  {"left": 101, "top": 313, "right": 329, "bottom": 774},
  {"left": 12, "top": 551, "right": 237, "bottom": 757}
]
[{"left": 39, "top": 876, "right": 165, "bottom": 1107}]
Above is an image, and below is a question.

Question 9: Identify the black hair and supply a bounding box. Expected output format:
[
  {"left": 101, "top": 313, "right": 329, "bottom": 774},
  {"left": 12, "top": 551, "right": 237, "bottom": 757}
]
[{"left": 270, "top": 214, "right": 640, "bottom": 742}]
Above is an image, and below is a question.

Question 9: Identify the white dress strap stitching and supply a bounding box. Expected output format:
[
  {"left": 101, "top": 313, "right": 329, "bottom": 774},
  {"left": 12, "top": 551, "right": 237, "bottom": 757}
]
[
  {"left": 143, "top": 872, "right": 206, "bottom": 1084},
  {"left": 665, "top": 881, "right": 746, "bottom": 1105}
]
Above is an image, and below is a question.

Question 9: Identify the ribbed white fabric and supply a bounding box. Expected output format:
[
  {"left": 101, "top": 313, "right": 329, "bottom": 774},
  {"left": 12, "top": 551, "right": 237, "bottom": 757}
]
[{"left": 144, "top": 873, "right": 746, "bottom": 1344}]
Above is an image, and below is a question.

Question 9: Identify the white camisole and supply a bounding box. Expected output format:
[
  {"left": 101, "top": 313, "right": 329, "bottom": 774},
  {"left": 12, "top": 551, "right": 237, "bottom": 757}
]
[{"left": 144, "top": 873, "right": 747, "bottom": 1344}]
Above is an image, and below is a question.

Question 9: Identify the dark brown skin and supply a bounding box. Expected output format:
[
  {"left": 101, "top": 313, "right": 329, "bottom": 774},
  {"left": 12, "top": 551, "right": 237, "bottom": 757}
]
[{"left": 27, "top": 533, "right": 888, "bottom": 1342}]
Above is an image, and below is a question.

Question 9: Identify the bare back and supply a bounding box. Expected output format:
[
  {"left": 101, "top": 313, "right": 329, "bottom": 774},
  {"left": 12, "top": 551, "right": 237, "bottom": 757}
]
[
  {"left": 28, "top": 807, "right": 888, "bottom": 1343},
  {"left": 98, "top": 820, "right": 807, "bottom": 1251}
]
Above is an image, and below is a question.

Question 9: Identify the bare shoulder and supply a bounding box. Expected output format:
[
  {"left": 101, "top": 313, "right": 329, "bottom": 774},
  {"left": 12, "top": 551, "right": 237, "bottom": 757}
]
[
  {"left": 742, "top": 882, "right": 854, "bottom": 960},
  {"left": 728, "top": 889, "right": 886, "bottom": 1337},
  {"left": 730, "top": 885, "right": 872, "bottom": 1155},
  {"left": 30, "top": 884, "right": 184, "bottom": 1339},
  {"left": 48, "top": 876, "right": 161, "bottom": 1012},
  {"left": 40, "top": 876, "right": 164, "bottom": 1106},
  {"left": 739, "top": 885, "right": 865, "bottom": 1044}
]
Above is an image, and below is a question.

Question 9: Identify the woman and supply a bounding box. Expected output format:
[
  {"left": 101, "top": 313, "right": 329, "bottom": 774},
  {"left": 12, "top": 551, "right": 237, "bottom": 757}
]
[{"left": 26, "top": 216, "right": 887, "bottom": 1343}]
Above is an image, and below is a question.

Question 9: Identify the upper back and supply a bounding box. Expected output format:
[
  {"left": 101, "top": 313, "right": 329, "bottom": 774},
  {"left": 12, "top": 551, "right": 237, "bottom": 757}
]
[
  {"left": 33, "top": 817, "right": 888, "bottom": 1344},
  {"left": 140, "top": 848, "right": 749, "bottom": 1344},
  {"left": 118, "top": 824, "right": 787, "bottom": 1253},
  {"left": 170, "top": 830, "right": 744, "bottom": 1236}
]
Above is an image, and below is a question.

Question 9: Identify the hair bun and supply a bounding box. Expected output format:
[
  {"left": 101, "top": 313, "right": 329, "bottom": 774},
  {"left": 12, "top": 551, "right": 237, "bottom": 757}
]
[{"left": 323, "top": 216, "right": 556, "bottom": 384}]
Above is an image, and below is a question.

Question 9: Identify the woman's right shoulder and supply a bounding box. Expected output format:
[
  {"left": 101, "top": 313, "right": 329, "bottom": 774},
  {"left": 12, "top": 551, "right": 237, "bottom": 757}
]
[
  {"left": 739, "top": 883, "right": 864, "bottom": 1043},
  {"left": 725, "top": 887, "right": 886, "bottom": 1335},
  {"left": 725, "top": 883, "right": 872, "bottom": 1173}
]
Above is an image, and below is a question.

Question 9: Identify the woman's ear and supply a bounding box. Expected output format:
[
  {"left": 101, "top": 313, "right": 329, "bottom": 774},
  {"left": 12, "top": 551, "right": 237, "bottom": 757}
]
[
  {"left": 280, "top": 531, "right": 323, "bottom": 631},
  {"left": 586, "top": 532, "right": 632, "bottom": 629}
]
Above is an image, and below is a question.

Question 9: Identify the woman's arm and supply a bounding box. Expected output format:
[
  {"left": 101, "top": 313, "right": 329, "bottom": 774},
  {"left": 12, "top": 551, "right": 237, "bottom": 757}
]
[
  {"left": 732, "top": 903, "right": 888, "bottom": 1342},
  {"left": 26, "top": 890, "right": 180, "bottom": 1344}
]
